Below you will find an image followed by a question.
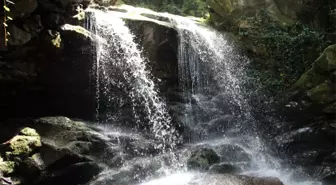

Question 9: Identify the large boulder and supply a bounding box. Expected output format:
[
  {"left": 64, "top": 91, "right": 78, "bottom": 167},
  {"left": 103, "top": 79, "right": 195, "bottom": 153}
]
[
  {"left": 187, "top": 147, "right": 220, "bottom": 170},
  {"left": 209, "top": 162, "right": 242, "bottom": 174},
  {"left": 184, "top": 173, "right": 284, "bottom": 185},
  {"left": 215, "top": 144, "right": 251, "bottom": 163}
]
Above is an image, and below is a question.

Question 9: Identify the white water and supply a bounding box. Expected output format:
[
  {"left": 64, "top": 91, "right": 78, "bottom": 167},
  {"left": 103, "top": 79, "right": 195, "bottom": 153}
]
[
  {"left": 86, "top": 9, "right": 177, "bottom": 151},
  {"left": 85, "top": 6, "right": 321, "bottom": 185}
]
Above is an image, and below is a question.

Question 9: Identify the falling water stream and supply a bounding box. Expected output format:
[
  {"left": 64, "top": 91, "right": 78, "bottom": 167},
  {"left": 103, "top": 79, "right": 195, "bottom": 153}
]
[
  {"left": 86, "top": 9, "right": 177, "bottom": 151},
  {"left": 85, "top": 6, "right": 321, "bottom": 185}
]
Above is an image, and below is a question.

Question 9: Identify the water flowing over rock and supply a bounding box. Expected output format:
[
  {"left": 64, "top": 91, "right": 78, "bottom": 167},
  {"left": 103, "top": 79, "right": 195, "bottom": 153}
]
[
  {"left": 77, "top": 6, "right": 322, "bottom": 184},
  {"left": 85, "top": 8, "right": 178, "bottom": 151},
  {"left": 0, "top": 2, "right": 334, "bottom": 185}
]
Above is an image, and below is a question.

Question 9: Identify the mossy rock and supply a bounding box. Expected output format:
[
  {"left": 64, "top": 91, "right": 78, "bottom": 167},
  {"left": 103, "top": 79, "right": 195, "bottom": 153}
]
[
  {"left": 313, "top": 45, "right": 336, "bottom": 73},
  {"left": 292, "top": 69, "right": 329, "bottom": 90},
  {"left": 0, "top": 159, "right": 15, "bottom": 175},
  {"left": 6, "top": 128, "right": 41, "bottom": 159},
  {"left": 20, "top": 128, "right": 39, "bottom": 137},
  {"left": 187, "top": 147, "right": 220, "bottom": 171},
  {"left": 307, "top": 81, "right": 336, "bottom": 104},
  {"left": 292, "top": 45, "right": 336, "bottom": 91}
]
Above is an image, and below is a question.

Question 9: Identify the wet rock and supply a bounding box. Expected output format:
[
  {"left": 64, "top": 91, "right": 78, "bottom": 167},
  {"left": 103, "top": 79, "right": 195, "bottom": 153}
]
[
  {"left": 303, "top": 164, "right": 336, "bottom": 184},
  {"left": 89, "top": 157, "right": 164, "bottom": 185},
  {"left": 93, "top": 0, "right": 117, "bottom": 6},
  {"left": 209, "top": 162, "right": 242, "bottom": 174},
  {"left": 274, "top": 125, "right": 335, "bottom": 165},
  {"left": 248, "top": 176, "right": 284, "bottom": 185},
  {"left": 215, "top": 144, "right": 251, "bottom": 163},
  {"left": 187, "top": 173, "right": 284, "bottom": 185},
  {"left": 65, "top": 141, "right": 92, "bottom": 155},
  {"left": 124, "top": 139, "right": 159, "bottom": 157},
  {"left": 17, "top": 154, "right": 43, "bottom": 179},
  {"left": 202, "top": 115, "right": 240, "bottom": 135},
  {"left": 37, "top": 162, "right": 103, "bottom": 185},
  {"left": 43, "top": 148, "right": 92, "bottom": 172},
  {"left": 187, "top": 147, "right": 220, "bottom": 170}
]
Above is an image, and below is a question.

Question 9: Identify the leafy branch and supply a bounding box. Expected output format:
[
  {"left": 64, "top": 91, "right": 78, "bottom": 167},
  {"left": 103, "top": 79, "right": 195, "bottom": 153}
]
[{"left": 3, "top": 0, "right": 14, "bottom": 46}]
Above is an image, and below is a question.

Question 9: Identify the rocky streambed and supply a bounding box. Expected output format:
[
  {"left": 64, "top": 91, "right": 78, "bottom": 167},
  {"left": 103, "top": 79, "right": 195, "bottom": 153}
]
[{"left": 0, "top": 117, "right": 287, "bottom": 185}]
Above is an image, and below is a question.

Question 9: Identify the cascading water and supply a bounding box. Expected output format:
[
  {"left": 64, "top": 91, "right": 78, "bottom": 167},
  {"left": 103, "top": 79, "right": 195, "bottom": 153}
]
[
  {"left": 171, "top": 16, "right": 255, "bottom": 137},
  {"left": 84, "top": 5, "right": 322, "bottom": 185},
  {"left": 85, "top": 8, "right": 177, "bottom": 151}
]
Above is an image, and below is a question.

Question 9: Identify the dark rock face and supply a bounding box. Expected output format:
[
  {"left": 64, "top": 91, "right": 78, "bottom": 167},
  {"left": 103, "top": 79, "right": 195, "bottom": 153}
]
[
  {"left": 270, "top": 45, "right": 336, "bottom": 184},
  {"left": 207, "top": 0, "right": 336, "bottom": 32},
  {"left": 209, "top": 163, "right": 242, "bottom": 174},
  {"left": 187, "top": 147, "right": 220, "bottom": 170},
  {"left": 289, "top": 44, "right": 336, "bottom": 117},
  {"left": 215, "top": 144, "right": 251, "bottom": 163},
  {"left": 127, "top": 19, "right": 179, "bottom": 92},
  {"left": 1, "top": 4, "right": 182, "bottom": 122},
  {"left": 0, "top": 0, "right": 98, "bottom": 120}
]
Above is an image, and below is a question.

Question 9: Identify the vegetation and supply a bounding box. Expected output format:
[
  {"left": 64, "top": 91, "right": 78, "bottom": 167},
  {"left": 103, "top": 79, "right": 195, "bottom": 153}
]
[
  {"left": 121, "top": 0, "right": 208, "bottom": 17},
  {"left": 2, "top": 0, "right": 14, "bottom": 46},
  {"left": 242, "top": 9, "right": 329, "bottom": 95}
]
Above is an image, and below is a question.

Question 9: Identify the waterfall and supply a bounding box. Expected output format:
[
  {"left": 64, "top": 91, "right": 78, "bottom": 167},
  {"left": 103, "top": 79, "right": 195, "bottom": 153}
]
[
  {"left": 85, "top": 9, "right": 177, "bottom": 151},
  {"left": 170, "top": 16, "right": 255, "bottom": 136},
  {"left": 84, "top": 6, "right": 321, "bottom": 185}
]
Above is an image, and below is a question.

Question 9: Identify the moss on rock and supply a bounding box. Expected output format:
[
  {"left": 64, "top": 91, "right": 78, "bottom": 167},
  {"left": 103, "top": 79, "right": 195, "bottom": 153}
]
[
  {"left": 313, "top": 45, "right": 336, "bottom": 73},
  {"left": 20, "top": 128, "right": 39, "bottom": 137},
  {"left": 187, "top": 148, "right": 220, "bottom": 170},
  {"left": 0, "top": 159, "right": 15, "bottom": 175},
  {"left": 307, "top": 82, "right": 336, "bottom": 104},
  {"left": 6, "top": 128, "right": 41, "bottom": 159}
]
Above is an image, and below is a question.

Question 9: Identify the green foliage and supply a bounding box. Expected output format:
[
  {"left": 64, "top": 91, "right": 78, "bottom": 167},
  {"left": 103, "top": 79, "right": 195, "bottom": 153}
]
[
  {"left": 244, "top": 9, "right": 328, "bottom": 95},
  {"left": 3, "top": 0, "right": 15, "bottom": 46}
]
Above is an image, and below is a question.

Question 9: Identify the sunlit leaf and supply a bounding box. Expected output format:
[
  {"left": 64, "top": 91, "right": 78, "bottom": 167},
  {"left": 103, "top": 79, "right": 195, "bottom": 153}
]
[
  {"left": 3, "top": 22, "right": 8, "bottom": 27},
  {"left": 3, "top": 5, "right": 10, "bottom": 12},
  {"left": 7, "top": 16, "right": 13, "bottom": 20},
  {"left": 7, "top": 32, "right": 10, "bottom": 35},
  {"left": 6, "top": 0, "right": 15, "bottom": 4}
]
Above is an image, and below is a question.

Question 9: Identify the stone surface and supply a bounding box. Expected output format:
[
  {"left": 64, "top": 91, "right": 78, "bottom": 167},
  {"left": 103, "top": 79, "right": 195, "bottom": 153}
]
[
  {"left": 207, "top": 0, "right": 295, "bottom": 27},
  {"left": 7, "top": 25, "right": 33, "bottom": 46},
  {"left": 8, "top": 0, "right": 38, "bottom": 18},
  {"left": 6, "top": 128, "right": 41, "bottom": 159},
  {"left": 0, "top": 117, "right": 169, "bottom": 184},
  {"left": 290, "top": 45, "right": 336, "bottom": 117},
  {"left": 215, "top": 144, "right": 251, "bottom": 163},
  {"left": 0, "top": 160, "right": 15, "bottom": 175},
  {"left": 187, "top": 147, "right": 220, "bottom": 170},
  {"left": 207, "top": 0, "right": 335, "bottom": 30},
  {"left": 209, "top": 163, "right": 242, "bottom": 174}
]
